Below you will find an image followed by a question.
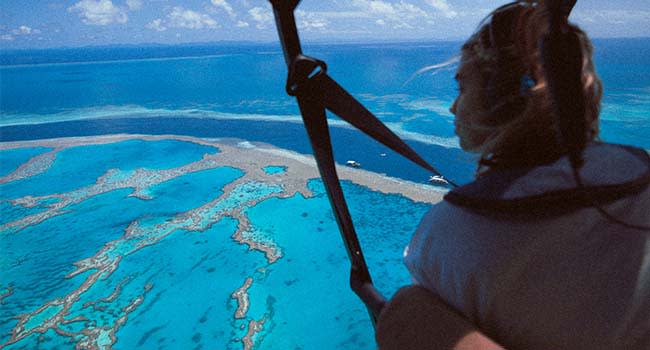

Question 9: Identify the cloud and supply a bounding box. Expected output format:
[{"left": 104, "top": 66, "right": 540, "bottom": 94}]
[
  {"left": 211, "top": 0, "right": 236, "bottom": 18},
  {"left": 573, "top": 9, "right": 650, "bottom": 24},
  {"left": 4, "top": 25, "right": 41, "bottom": 41},
  {"left": 167, "top": 7, "right": 218, "bottom": 30},
  {"left": 12, "top": 25, "right": 41, "bottom": 35},
  {"left": 145, "top": 7, "right": 220, "bottom": 31},
  {"left": 248, "top": 6, "right": 273, "bottom": 29},
  {"left": 236, "top": 21, "right": 250, "bottom": 28},
  {"left": 146, "top": 18, "right": 166, "bottom": 32},
  {"left": 126, "top": 0, "right": 142, "bottom": 11},
  {"left": 296, "top": 10, "right": 329, "bottom": 31},
  {"left": 350, "top": 0, "right": 429, "bottom": 29},
  {"left": 68, "top": 0, "right": 128, "bottom": 25},
  {"left": 18, "top": 25, "right": 33, "bottom": 34},
  {"left": 425, "top": 0, "right": 458, "bottom": 19}
]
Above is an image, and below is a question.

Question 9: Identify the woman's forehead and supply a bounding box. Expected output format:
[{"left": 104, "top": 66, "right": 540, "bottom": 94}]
[{"left": 456, "top": 57, "right": 477, "bottom": 80}]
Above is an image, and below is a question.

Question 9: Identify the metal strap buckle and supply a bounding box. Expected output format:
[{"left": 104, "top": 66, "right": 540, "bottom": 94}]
[{"left": 286, "top": 54, "right": 328, "bottom": 96}]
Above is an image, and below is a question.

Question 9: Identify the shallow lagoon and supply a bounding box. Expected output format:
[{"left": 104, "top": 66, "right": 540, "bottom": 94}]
[{"left": 0, "top": 136, "right": 431, "bottom": 349}]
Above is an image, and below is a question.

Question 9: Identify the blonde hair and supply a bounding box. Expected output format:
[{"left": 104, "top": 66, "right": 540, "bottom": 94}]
[{"left": 459, "top": 1, "right": 602, "bottom": 172}]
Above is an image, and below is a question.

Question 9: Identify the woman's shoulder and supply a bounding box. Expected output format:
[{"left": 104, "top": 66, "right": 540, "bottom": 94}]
[
  {"left": 405, "top": 200, "right": 529, "bottom": 283},
  {"left": 413, "top": 198, "right": 540, "bottom": 257},
  {"left": 406, "top": 182, "right": 650, "bottom": 349}
]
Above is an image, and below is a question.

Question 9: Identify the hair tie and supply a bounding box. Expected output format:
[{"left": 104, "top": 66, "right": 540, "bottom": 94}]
[{"left": 519, "top": 74, "right": 536, "bottom": 96}]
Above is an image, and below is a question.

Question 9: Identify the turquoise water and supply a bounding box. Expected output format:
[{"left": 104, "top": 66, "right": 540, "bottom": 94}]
[
  {"left": 0, "top": 139, "right": 430, "bottom": 349},
  {"left": 262, "top": 166, "right": 286, "bottom": 175},
  {"left": 0, "top": 139, "right": 219, "bottom": 200},
  {"left": 242, "top": 181, "right": 429, "bottom": 349}
]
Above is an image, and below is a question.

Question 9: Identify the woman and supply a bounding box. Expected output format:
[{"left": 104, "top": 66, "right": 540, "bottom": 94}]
[{"left": 378, "top": 1, "right": 650, "bottom": 349}]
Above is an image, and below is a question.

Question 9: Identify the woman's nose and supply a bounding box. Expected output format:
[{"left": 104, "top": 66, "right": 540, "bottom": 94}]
[{"left": 450, "top": 99, "right": 458, "bottom": 115}]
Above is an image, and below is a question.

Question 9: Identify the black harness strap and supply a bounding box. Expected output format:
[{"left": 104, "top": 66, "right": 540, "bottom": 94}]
[
  {"left": 541, "top": 0, "right": 585, "bottom": 169},
  {"left": 268, "top": 0, "right": 452, "bottom": 325}
]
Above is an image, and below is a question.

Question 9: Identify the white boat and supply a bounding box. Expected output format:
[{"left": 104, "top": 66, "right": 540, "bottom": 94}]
[
  {"left": 428, "top": 175, "right": 449, "bottom": 185},
  {"left": 346, "top": 160, "right": 361, "bottom": 168}
]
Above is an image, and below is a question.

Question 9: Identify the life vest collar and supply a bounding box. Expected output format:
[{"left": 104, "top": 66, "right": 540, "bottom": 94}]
[{"left": 444, "top": 142, "right": 650, "bottom": 217}]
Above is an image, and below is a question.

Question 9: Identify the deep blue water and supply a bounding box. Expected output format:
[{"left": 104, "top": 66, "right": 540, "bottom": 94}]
[
  {"left": 1, "top": 39, "right": 648, "bottom": 180},
  {"left": 0, "top": 117, "right": 477, "bottom": 185}
]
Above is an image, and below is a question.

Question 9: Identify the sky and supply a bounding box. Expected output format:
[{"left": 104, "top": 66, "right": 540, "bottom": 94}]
[{"left": 1, "top": 0, "right": 649, "bottom": 49}]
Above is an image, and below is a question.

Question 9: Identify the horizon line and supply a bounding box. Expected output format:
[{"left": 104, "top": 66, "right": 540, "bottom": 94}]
[{"left": 2, "top": 36, "right": 649, "bottom": 52}]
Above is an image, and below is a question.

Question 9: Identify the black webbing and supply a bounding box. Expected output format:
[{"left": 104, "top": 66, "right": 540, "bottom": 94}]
[
  {"left": 268, "top": 0, "right": 453, "bottom": 326},
  {"left": 540, "top": 0, "right": 585, "bottom": 170}
]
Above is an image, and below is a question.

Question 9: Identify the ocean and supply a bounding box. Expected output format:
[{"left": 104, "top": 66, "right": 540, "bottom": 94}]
[{"left": 1, "top": 38, "right": 649, "bottom": 349}]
